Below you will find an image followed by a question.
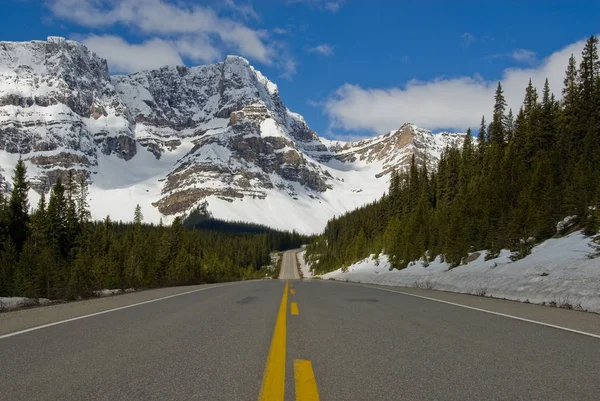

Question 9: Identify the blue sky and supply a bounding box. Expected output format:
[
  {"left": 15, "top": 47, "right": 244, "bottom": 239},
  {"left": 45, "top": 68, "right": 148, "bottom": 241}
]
[{"left": 1, "top": 0, "right": 599, "bottom": 139}]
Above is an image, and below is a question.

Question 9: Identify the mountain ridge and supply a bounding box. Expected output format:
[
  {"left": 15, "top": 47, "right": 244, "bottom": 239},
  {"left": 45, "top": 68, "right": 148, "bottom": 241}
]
[{"left": 0, "top": 37, "right": 468, "bottom": 233}]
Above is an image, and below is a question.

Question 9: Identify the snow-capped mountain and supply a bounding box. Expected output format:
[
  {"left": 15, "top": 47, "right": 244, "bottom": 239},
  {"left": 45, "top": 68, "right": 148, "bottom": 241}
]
[{"left": 0, "top": 37, "right": 468, "bottom": 234}]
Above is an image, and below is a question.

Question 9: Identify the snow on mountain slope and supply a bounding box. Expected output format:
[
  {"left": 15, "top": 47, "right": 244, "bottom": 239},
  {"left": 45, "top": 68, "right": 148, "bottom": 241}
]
[
  {"left": 0, "top": 36, "right": 135, "bottom": 193},
  {"left": 0, "top": 37, "right": 467, "bottom": 233}
]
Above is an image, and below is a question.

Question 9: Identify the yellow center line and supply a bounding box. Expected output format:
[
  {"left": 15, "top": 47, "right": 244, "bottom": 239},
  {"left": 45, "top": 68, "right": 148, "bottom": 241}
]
[
  {"left": 290, "top": 289, "right": 295, "bottom": 295},
  {"left": 258, "top": 281, "right": 289, "bottom": 401},
  {"left": 294, "top": 360, "right": 320, "bottom": 401},
  {"left": 290, "top": 302, "right": 299, "bottom": 315}
]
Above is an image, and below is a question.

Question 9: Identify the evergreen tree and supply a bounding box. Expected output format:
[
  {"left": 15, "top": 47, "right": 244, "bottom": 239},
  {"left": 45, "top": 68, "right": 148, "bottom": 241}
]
[
  {"left": 0, "top": 239, "right": 17, "bottom": 296},
  {"left": 477, "top": 116, "right": 486, "bottom": 156},
  {"left": 77, "top": 175, "right": 91, "bottom": 224},
  {"left": 8, "top": 159, "right": 30, "bottom": 252},
  {"left": 65, "top": 171, "right": 80, "bottom": 254},
  {"left": 134, "top": 204, "right": 144, "bottom": 225},
  {"left": 47, "top": 178, "right": 68, "bottom": 260},
  {"left": 578, "top": 36, "right": 599, "bottom": 109},
  {"left": 505, "top": 109, "right": 515, "bottom": 142},
  {"left": 489, "top": 82, "right": 507, "bottom": 146}
]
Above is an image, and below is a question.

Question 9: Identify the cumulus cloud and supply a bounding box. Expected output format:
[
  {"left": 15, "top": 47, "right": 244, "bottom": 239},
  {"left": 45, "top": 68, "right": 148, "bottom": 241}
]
[
  {"left": 49, "top": 0, "right": 295, "bottom": 74},
  {"left": 174, "top": 36, "right": 222, "bottom": 64},
  {"left": 306, "top": 44, "right": 334, "bottom": 56},
  {"left": 323, "top": 37, "right": 593, "bottom": 134},
  {"left": 81, "top": 35, "right": 183, "bottom": 73}
]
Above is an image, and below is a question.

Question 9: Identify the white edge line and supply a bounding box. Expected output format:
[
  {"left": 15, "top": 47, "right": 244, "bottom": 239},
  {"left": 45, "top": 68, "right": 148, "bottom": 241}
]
[
  {"left": 330, "top": 281, "right": 600, "bottom": 340},
  {"left": 0, "top": 283, "right": 236, "bottom": 340}
]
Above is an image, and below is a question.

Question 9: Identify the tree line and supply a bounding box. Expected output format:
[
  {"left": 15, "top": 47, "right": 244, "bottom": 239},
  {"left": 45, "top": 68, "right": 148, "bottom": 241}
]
[
  {"left": 0, "top": 165, "right": 307, "bottom": 300},
  {"left": 307, "top": 35, "right": 600, "bottom": 273}
]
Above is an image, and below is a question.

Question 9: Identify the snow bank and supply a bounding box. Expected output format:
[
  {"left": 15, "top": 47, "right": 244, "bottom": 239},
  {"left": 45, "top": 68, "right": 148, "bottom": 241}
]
[
  {"left": 318, "top": 231, "right": 600, "bottom": 313},
  {"left": 93, "top": 289, "right": 121, "bottom": 297},
  {"left": 297, "top": 249, "right": 312, "bottom": 279},
  {"left": 0, "top": 297, "right": 51, "bottom": 311}
]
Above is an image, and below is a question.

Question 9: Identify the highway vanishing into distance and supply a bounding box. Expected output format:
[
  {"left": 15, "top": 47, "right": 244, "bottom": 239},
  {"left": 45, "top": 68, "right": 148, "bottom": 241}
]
[{"left": 1, "top": 250, "right": 600, "bottom": 400}]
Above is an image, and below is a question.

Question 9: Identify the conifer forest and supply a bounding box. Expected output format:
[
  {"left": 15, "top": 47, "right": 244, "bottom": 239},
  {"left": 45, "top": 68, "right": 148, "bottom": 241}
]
[{"left": 307, "top": 36, "right": 600, "bottom": 274}]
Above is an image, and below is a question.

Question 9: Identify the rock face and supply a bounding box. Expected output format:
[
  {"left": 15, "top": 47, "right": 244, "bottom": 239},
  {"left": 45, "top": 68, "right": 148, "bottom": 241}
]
[
  {"left": 334, "top": 124, "right": 469, "bottom": 178},
  {"left": 0, "top": 36, "right": 135, "bottom": 188},
  {"left": 0, "top": 38, "right": 467, "bottom": 233}
]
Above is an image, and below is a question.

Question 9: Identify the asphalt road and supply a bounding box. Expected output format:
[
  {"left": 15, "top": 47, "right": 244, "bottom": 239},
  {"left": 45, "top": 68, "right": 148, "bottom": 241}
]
[
  {"left": 1, "top": 255, "right": 599, "bottom": 400},
  {"left": 279, "top": 250, "right": 300, "bottom": 280}
]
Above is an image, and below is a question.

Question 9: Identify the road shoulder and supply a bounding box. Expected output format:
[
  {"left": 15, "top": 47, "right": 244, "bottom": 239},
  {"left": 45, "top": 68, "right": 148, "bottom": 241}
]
[
  {"left": 319, "top": 280, "right": 600, "bottom": 337},
  {"left": 0, "top": 282, "right": 244, "bottom": 337}
]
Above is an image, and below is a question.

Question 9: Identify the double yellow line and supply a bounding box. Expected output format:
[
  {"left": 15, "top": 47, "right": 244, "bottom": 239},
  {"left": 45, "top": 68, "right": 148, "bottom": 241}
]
[{"left": 258, "top": 282, "right": 320, "bottom": 401}]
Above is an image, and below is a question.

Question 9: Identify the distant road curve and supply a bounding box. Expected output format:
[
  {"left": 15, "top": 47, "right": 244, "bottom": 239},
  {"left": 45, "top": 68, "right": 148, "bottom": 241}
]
[{"left": 279, "top": 249, "right": 301, "bottom": 280}]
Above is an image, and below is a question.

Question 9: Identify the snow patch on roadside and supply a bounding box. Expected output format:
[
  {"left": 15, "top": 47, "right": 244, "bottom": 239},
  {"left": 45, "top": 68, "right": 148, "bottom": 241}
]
[
  {"left": 318, "top": 231, "right": 600, "bottom": 313},
  {"left": 93, "top": 288, "right": 136, "bottom": 297},
  {"left": 297, "top": 249, "right": 312, "bottom": 279},
  {"left": 0, "top": 297, "right": 51, "bottom": 311}
]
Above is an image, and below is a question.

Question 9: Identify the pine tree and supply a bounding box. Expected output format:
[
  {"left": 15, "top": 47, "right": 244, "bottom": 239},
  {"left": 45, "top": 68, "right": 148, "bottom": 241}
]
[
  {"left": 8, "top": 159, "right": 30, "bottom": 252},
  {"left": 489, "top": 82, "right": 507, "bottom": 146},
  {"left": 65, "top": 171, "right": 80, "bottom": 254},
  {"left": 14, "top": 240, "right": 38, "bottom": 298},
  {"left": 47, "top": 178, "right": 68, "bottom": 259},
  {"left": 31, "top": 193, "right": 47, "bottom": 244},
  {"left": 505, "top": 109, "right": 515, "bottom": 142},
  {"left": 578, "top": 36, "right": 599, "bottom": 110},
  {"left": 134, "top": 204, "right": 143, "bottom": 225},
  {"left": 0, "top": 239, "right": 17, "bottom": 296},
  {"left": 477, "top": 116, "right": 486, "bottom": 156},
  {"left": 523, "top": 79, "right": 539, "bottom": 117},
  {"left": 558, "top": 54, "right": 579, "bottom": 202},
  {"left": 77, "top": 175, "right": 90, "bottom": 224},
  {"left": 461, "top": 128, "right": 474, "bottom": 164},
  {"left": 561, "top": 54, "right": 579, "bottom": 147}
]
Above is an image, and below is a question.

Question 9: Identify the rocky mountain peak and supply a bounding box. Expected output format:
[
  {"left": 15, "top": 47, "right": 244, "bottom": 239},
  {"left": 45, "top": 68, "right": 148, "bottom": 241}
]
[
  {"left": 0, "top": 37, "right": 136, "bottom": 191},
  {"left": 0, "top": 38, "right": 468, "bottom": 233},
  {"left": 333, "top": 122, "right": 466, "bottom": 178}
]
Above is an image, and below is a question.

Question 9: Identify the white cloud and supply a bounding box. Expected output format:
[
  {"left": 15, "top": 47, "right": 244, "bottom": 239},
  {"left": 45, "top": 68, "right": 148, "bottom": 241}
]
[
  {"left": 81, "top": 35, "right": 183, "bottom": 73},
  {"left": 324, "top": 37, "right": 593, "bottom": 134},
  {"left": 511, "top": 49, "right": 537, "bottom": 65},
  {"left": 286, "top": 0, "right": 345, "bottom": 12},
  {"left": 461, "top": 32, "right": 493, "bottom": 47},
  {"left": 221, "top": 0, "right": 259, "bottom": 21},
  {"left": 48, "top": 0, "right": 295, "bottom": 73},
  {"left": 307, "top": 44, "right": 334, "bottom": 56},
  {"left": 489, "top": 48, "right": 538, "bottom": 65},
  {"left": 279, "top": 57, "right": 297, "bottom": 80},
  {"left": 175, "top": 36, "right": 222, "bottom": 64},
  {"left": 324, "top": 1, "right": 344, "bottom": 12}
]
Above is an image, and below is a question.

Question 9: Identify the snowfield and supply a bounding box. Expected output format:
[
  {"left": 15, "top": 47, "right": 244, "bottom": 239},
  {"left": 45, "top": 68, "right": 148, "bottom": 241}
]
[{"left": 304, "top": 231, "right": 600, "bottom": 313}]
